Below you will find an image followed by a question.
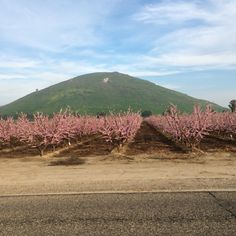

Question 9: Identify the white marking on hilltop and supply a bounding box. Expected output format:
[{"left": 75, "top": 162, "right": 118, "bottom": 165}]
[{"left": 103, "top": 77, "right": 109, "bottom": 83}]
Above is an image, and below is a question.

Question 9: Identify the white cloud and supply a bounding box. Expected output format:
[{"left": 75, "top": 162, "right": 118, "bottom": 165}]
[
  {"left": 48, "top": 59, "right": 180, "bottom": 79},
  {"left": 134, "top": 0, "right": 236, "bottom": 25},
  {"left": 0, "top": 73, "right": 26, "bottom": 80},
  {"left": 134, "top": 1, "right": 212, "bottom": 24},
  {"left": 143, "top": 52, "right": 236, "bottom": 67},
  {"left": 134, "top": 0, "right": 236, "bottom": 69},
  {"left": 0, "top": 0, "right": 118, "bottom": 51},
  {"left": 0, "top": 57, "right": 40, "bottom": 69}
]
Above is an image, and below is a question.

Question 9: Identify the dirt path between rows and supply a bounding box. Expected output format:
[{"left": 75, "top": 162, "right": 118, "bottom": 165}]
[{"left": 0, "top": 152, "right": 235, "bottom": 195}]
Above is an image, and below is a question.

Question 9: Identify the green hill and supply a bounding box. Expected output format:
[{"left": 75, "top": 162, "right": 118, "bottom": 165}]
[{"left": 0, "top": 72, "right": 224, "bottom": 116}]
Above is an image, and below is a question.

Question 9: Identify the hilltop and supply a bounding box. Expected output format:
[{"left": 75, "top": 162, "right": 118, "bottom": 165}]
[{"left": 0, "top": 72, "right": 223, "bottom": 116}]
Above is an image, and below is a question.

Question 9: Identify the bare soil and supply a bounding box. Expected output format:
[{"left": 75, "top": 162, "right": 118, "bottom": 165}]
[
  {"left": 126, "top": 122, "right": 183, "bottom": 155},
  {"left": 0, "top": 151, "right": 235, "bottom": 195},
  {"left": 200, "top": 135, "right": 236, "bottom": 152}
]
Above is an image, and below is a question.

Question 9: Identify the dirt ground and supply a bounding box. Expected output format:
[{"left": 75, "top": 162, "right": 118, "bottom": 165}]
[{"left": 0, "top": 151, "right": 235, "bottom": 195}]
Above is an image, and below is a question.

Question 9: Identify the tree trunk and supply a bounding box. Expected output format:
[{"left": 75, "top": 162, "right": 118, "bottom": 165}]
[{"left": 38, "top": 146, "right": 46, "bottom": 157}]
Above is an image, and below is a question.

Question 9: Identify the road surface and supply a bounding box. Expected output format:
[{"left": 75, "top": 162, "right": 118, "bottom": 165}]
[{"left": 0, "top": 192, "right": 235, "bottom": 236}]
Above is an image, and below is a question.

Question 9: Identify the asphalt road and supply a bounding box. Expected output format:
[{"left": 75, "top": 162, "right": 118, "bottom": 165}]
[{"left": 0, "top": 192, "right": 235, "bottom": 236}]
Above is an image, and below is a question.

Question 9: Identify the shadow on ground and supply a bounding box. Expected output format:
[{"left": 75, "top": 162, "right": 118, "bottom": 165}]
[{"left": 49, "top": 155, "right": 86, "bottom": 166}]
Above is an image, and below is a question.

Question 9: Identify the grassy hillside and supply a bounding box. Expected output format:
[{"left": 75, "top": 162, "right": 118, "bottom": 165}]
[{"left": 0, "top": 72, "right": 224, "bottom": 116}]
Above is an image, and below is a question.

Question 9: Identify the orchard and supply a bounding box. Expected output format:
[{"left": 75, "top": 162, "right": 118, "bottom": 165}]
[{"left": 0, "top": 106, "right": 235, "bottom": 156}]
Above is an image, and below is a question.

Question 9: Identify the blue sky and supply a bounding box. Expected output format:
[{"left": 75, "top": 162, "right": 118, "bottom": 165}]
[{"left": 0, "top": 0, "right": 235, "bottom": 107}]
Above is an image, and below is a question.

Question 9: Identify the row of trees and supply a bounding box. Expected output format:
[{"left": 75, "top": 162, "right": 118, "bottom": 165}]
[
  {"left": 0, "top": 111, "right": 142, "bottom": 156},
  {"left": 0, "top": 104, "right": 235, "bottom": 155},
  {"left": 145, "top": 105, "right": 236, "bottom": 150}
]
